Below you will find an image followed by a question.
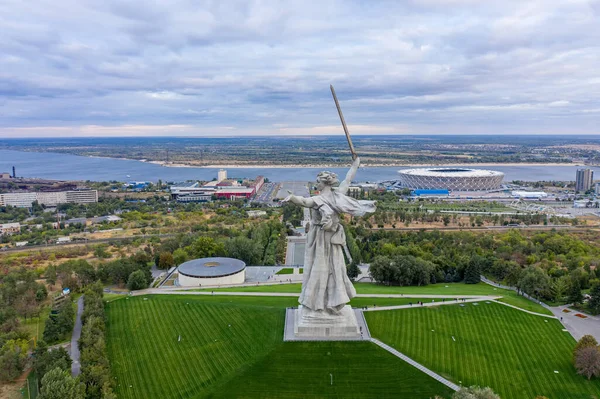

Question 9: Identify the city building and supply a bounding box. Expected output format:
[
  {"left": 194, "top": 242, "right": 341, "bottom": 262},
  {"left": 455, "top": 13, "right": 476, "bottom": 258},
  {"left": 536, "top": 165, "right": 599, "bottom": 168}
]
[
  {"left": 177, "top": 257, "right": 246, "bottom": 286},
  {"left": 124, "top": 181, "right": 151, "bottom": 191},
  {"left": 412, "top": 189, "right": 450, "bottom": 197},
  {"left": 247, "top": 210, "right": 267, "bottom": 217},
  {"left": 576, "top": 168, "right": 594, "bottom": 192},
  {"left": 0, "top": 190, "right": 98, "bottom": 208},
  {"left": 36, "top": 192, "right": 68, "bottom": 206},
  {"left": 0, "top": 172, "right": 11, "bottom": 179},
  {"left": 218, "top": 169, "right": 227, "bottom": 182},
  {"left": 511, "top": 191, "right": 549, "bottom": 199},
  {"left": 397, "top": 168, "right": 504, "bottom": 191},
  {"left": 176, "top": 193, "right": 212, "bottom": 203},
  {"left": 0, "top": 223, "right": 21, "bottom": 235},
  {"left": 596, "top": 183, "right": 600, "bottom": 196},
  {"left": 0, "top": 192, "right": 37, "bottom": 207},
  {"left": 65, "top": 190, "right": 98, "bottom": 204}
]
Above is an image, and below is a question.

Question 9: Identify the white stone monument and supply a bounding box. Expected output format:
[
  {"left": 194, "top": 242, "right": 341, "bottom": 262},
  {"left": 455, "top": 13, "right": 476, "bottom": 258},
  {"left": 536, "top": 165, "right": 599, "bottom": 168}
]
[{"left": 283, "top": 155, "right": 376, "bottom": 339}]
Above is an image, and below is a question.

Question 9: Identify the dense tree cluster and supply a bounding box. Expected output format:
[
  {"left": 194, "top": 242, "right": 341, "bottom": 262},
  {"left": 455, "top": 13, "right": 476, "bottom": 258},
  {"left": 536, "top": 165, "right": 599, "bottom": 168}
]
[
  {"left": 154, "top": 220, "right": 287, "bottom": 267},
  {"left": 79, "top": 283, "right": 116, "bottom": 399},
  {"left": 353, "top": 229, "right": 599, "bottom": 303},
  {"left": 0, "top": 269, "right": 48, "bottom": 381},
  {"left": 43, "top": 298, "right": 75, "bottom": 344},
  {"left": 32, "top": 341, "right": 75, "bottom": 394}
]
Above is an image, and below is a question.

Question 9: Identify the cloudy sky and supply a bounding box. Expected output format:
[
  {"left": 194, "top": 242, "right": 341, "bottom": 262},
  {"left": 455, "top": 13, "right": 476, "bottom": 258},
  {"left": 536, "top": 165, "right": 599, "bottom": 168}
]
[{"left": 1, "top": 0, "right": 600, "bottom": 137}]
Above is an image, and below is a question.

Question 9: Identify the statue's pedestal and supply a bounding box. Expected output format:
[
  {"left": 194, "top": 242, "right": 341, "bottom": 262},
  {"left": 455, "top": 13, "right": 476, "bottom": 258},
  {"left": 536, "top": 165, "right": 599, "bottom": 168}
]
[{"left": 284, "top": 305, "right": 368, "bottom": 341}]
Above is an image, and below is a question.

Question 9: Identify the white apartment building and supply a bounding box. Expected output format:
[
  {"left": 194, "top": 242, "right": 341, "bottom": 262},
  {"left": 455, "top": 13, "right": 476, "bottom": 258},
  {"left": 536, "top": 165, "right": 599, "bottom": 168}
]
[
  {"left": 0, "top": 190, "right": 98, "bottom": 207},
  {"left": 0, "top": 192, "right": 37, "bottom": 207},
  {"left": 36, "top": 191, "right": 68, "bottom": 206},
  {"left": 65, "top": 190, "right": 98, "bottom": 204}
]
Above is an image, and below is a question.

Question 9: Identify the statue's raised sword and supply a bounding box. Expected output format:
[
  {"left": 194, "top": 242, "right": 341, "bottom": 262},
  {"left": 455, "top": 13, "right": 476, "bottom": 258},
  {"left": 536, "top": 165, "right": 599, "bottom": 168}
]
[{"left": 330, "top": 85, "right": 357, "bottom": 159}]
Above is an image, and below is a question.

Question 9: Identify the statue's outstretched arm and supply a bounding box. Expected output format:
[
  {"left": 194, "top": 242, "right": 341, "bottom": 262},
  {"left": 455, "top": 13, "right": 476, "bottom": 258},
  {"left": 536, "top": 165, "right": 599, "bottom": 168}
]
[
  {"left": 338, "top": 156, "right": 360, "bottom": 194},
  {"left": 283, "top": 194, "right": 315, "bottom": 208}
]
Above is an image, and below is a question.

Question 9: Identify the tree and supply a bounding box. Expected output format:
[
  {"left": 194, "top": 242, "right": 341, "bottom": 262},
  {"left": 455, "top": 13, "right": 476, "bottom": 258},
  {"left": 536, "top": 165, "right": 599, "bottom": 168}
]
[
  {"left": 588, "top": 283, "right": 600, "bottom": 314},
  {"left": 158, "top": 252, "right": 175, "bottom": 269},
  {"left": 568, "top": 280, "right": 584, "bottom": 305},
  {"left": 33, "top": 346, "right": 72, "bottom": 389},
  {"left": 464, "top": 256, "right": 483, "bottom": 284},
  {"left": 189, "top": 236, "right": 224, "bottom": 259},
  {"left": 574, "top": 335, "right": 598, "bottom": 360},
  {"left": 39, "top": 367, "right": 85, "bottom": 399},
  {"left": 225, "top": 236, "right": 262, "bottom": 265},
  {"left": 452, "top": 386, "right": 500, "bottom": 399},
  {"left": 517, "top": 266, "right": 550, "bottom": 298},
  {"left": 43, "top": 316, "right": 61, "bottom": 343},
  {"left": 46, "top": 265, "right": 57, "bottom": 286},
  {"left": 127, "top": 270, "right": 148, "bottom": 291},
  {"left": 574, "top": 346, "right": 600, "bottom": 380},
  {"left": 550, "top": 276, "right": 569, "bottom": 303},
  {"left": 346, "top": 261, "right": 360, "bottom": 282},
  {"left": 0, "top": 339, "right": 28, "bottom": 382},
  {"left": 173, "top": 248, "right": 188, "bottom": 266}
]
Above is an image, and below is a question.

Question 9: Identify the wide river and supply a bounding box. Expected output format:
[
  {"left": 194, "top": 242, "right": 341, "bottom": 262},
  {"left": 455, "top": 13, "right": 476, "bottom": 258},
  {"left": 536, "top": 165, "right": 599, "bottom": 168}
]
[{"left": 0, "top": 149, "right": 594, "bottom": 183}]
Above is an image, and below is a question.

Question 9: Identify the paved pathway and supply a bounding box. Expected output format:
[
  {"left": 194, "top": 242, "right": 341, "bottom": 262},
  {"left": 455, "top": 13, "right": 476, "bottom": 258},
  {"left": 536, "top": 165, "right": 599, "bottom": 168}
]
[
  {"left": 135, "top": 289, "right": 500, "bottom": 301},
  {"left": 363, "top": 297, "right": 500, "bottom": 312},
  {"left": 370, "top": 338, "right": 460, "bottom": 391},
  {"left": 71, "top": 295, "right": 84, "bottom": 377},
  {"left": 490, "top": 300, "right": 556, "bottom": 318},
  {"left": 548, "top": 305, "right": 600, "bottom": 342}
]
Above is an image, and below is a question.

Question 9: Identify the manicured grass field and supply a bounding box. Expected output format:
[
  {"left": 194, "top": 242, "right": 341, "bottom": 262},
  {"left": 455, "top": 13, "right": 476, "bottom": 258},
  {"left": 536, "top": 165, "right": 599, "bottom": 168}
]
[
  {"left": 365, "top": 303, "right": 600, "bottom": 399},
  {"left": 209, "top": 342, "right": 453, "bottom": 399},
  {"left": 276, "top": 268, "right": 294, "bottom": 275},
  {"left": 106, "top": 295, "right": 453, "bottom": 399},
  {"left": 200, "top": 282, "right": 552, "bottom": 315}
]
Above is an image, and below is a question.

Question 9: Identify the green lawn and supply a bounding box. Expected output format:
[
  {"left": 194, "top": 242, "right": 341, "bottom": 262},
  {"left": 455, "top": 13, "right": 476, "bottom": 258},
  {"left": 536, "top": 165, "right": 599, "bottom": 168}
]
[
  {"left": 106, "top": 295, "right": 453, "bottom": 399},
  {"left": 199, "top": 282, "right": 552, "bottom": 315},
  {"left": 365, "top": 303, "right": 600, "bottom": 399},
  {"left": 20, "top": 306, "right": 51, "bottom": 342},
  {"left": 276, "top": 268, "right": 294, "bottom": 275},
  {"left": 209, "top": 342, "right": 453, "bottom": 399}
]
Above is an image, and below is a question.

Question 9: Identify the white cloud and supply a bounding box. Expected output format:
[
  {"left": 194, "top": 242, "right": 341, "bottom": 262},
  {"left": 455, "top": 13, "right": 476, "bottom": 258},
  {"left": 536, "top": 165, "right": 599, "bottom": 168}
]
[{"left": 0, "top": 0, "right": 598, "bottom": 136}]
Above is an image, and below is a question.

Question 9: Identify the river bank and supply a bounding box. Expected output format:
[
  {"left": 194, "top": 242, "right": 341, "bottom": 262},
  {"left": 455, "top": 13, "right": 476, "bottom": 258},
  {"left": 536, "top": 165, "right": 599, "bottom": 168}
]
[
  {"left": 0, "top": 149, "right": 592, "bottom": 183},
  {"left": 145, "top": 160, "right": 581, "bottom": 169}
]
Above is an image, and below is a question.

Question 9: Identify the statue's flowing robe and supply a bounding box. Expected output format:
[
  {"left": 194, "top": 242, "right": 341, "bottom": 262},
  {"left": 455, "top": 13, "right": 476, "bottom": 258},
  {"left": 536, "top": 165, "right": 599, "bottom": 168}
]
[{"left": 299, "top": 190, "right": 376, "bottom": 312}]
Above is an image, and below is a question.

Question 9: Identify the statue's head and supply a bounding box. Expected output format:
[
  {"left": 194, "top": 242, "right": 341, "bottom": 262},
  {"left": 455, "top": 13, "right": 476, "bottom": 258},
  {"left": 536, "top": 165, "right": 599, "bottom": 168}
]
[{"left": 316, "top": 171, "right": 339, "bottom": 190}]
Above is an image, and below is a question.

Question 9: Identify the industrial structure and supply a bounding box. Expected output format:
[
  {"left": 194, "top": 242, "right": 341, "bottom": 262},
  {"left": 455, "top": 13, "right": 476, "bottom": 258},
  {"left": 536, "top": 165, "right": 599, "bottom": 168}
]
[
  {"left": 176, "top": 257, "right": 246, "bottom": 286},
  {"left": 0, "top": 189, "right": 98, "bottom": 207},
  {"left": 576, "top": 168, "right": 594, "bottom": 192},
  {"left": 170, "top": 175, "right": 264, "bottom": 203},
  {"left": 397, "top": 168, "right": 504, "bottom": 191}
]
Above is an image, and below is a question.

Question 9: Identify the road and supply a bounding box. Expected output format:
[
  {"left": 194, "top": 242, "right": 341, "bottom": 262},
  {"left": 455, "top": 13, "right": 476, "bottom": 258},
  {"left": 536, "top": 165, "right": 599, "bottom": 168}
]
[
  {"left": 549, "top": 305, "right": 600, "bottom": 342},
  {"left": 369, "top": 225, "right": 587, "bottom": 232},
  {"left": 71, "top": 295, "right": 84, "bottom": 377},
  {"left": 0, "top": 233, "right": 177, "bottom": 253}
]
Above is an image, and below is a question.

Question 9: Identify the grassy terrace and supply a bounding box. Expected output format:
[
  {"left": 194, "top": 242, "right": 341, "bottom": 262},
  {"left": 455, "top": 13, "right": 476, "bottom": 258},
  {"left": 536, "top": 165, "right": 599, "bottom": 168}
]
[
  {"left": 106, "top": 295, "right": 453, "bottom": 399},
  {"left": 198, "top": 282, "right": 553, "bottom": 315},
  {"left": 365, "top": 303, "right": 600, "bottom": 399},
  {"left": 275, "top": 267, "right": 294, "bottom": 275}
]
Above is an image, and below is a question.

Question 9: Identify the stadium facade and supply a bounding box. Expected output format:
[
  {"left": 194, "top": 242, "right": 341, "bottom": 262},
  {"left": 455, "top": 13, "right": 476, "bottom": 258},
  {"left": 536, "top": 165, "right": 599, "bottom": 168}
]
[{"left": 397, "top": 168, "right": 504, "bottom": 191}]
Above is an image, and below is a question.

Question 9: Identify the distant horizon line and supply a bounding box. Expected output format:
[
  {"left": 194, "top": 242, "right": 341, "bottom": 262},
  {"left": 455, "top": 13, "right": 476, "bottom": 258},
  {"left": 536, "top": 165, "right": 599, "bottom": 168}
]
[{"left": 2, "top": 133, "right": 600, "bottom": 139}]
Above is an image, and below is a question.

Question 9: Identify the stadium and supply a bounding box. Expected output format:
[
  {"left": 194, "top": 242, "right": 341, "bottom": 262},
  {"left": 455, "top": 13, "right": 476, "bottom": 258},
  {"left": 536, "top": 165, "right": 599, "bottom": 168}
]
[
  {"left": 397, "top": 168, "right": 504, "bottom": 191},
  {"left": 177, "top": 257, "right": 246, "bottom": 286}
]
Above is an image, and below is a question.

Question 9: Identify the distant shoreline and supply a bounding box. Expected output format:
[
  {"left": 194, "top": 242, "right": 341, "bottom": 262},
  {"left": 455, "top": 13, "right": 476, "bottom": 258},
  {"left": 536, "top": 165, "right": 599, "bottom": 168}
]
[{"left": 144, "top": 160, "right": 582, "bottom": 169}]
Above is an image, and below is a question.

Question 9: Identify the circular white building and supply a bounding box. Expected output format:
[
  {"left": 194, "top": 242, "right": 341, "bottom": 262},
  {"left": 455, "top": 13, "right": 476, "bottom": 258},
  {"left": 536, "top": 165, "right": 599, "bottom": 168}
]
[
  {"left": 397, "top": 168, "right": 504, "bottom": 191},
  {"left": 177, "top": 257, "right": 246, "bottom": 286}
]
